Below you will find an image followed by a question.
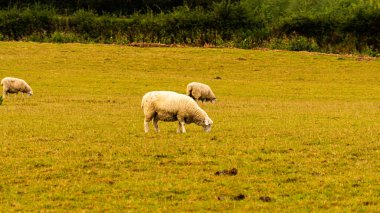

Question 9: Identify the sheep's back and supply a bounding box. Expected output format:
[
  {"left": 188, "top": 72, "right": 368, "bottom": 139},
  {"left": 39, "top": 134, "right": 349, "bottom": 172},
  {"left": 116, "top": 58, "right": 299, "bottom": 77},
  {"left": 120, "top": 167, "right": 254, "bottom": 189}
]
[
  {"left": 2, "top": 77, "right": 26, "bottom": 87},
  {"left": 156, "top": 92, "right": 194, "bottom": 110}
]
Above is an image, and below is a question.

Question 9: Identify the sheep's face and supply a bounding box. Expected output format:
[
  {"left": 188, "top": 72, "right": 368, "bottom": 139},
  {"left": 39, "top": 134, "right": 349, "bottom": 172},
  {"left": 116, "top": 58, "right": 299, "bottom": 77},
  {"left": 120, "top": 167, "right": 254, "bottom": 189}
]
[
  {"left": 27, "top": 91, "right": 33, "bottom": 96},
  {"left": 211, "top": 98, "right": 217, "bottom": 104},
  {"left": 202, "top": 117, "right": 213, "bottom": 132}
]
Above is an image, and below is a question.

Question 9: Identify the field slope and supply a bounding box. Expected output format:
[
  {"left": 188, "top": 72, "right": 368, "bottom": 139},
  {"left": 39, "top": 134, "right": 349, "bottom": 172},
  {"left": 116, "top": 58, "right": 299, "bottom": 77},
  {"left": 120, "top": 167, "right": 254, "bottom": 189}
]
[{"left": 0, "top": 42, "right": 379, "bottom": 211}]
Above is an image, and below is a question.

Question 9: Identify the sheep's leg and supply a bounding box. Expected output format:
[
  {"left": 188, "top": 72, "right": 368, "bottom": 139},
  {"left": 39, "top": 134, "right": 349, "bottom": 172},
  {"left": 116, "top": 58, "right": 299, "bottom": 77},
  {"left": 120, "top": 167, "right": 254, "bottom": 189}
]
[
  {"left": 144, "top": 116, "right": 153, "bottom": 133},
  {"left": 3, "top": 90, "right": 9, "bottom": 96},
  {"left": 176, "top": 118, "right": 186, "bottom": 133},
  {"left": 177, "top": 122, "right": 182, "bottom": 133},
  {"left": 143, "top": 109, "right": 156, "bottom": 133},
  {"left": 144, "top": 119, "right": 150, "bottom": 133},
  {"left": 180, "top": 121, "right": 186, "bottom": 133},
  {"left": 176, "top": 116, "right": 186, "bottom": 133},
  {"left": 153, "top": 116, "right": 160, "bottom": 132}
]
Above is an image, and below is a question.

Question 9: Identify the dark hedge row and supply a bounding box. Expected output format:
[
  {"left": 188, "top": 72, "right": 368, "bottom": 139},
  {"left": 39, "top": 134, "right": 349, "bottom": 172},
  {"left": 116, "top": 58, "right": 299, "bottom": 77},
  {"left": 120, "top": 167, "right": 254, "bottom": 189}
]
[
  {"left": 0, "top": 1, "right": 379, "bottom": 55},
  {"left": 0, "top": 0, "right": 226, "bottom": 15},
  {"left": 0, "top": 3, "right": 267, "bottom": 46},
  {"left": 279, "top": 9, "right": 380, "bottom": 53}
]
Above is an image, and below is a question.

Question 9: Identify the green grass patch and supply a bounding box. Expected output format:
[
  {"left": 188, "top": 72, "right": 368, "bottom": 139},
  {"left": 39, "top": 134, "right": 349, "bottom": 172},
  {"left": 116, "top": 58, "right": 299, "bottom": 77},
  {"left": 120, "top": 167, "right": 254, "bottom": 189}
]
[{"left": 0, "top": 42, "right": 379, "bottom": 211}]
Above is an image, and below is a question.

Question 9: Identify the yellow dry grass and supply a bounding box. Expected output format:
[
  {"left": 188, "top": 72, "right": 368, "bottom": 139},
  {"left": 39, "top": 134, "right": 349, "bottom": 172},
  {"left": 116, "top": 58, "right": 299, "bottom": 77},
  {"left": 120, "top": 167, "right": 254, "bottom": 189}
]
[{"left": 0, "top": 42, "right": 379, "bottom": 211}]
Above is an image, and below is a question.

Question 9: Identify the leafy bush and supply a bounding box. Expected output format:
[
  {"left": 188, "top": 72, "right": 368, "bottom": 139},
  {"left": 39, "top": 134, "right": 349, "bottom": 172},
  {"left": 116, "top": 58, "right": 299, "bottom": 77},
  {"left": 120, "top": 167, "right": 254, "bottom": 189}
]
[
  {"left": 288, "top": 35, "right": 320, "bottom": 52},
  {"left": 0, "top": 5, "right": 57, "bottom": 40},
  {"left": 49, "top": 31, "right": 80, "bottom": 43},
  {"left": 268, "top": 35, "right": 319, "bottom": 52}
]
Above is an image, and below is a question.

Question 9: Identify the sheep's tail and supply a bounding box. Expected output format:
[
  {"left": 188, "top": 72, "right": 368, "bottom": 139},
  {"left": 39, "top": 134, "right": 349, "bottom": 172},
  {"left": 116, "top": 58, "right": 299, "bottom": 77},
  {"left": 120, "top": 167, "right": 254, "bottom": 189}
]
[
  {"left": 141, "top": 92, "right": 158, "bottom": 110},
  {"left": 141, "top": 92, "right": 150, "bottom": 109}
]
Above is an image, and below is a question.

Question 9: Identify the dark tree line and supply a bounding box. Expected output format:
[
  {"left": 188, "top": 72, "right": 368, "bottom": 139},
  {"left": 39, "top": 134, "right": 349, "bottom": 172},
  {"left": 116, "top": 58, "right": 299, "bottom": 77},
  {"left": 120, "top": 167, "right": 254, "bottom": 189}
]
[{"left": 0, "top": 0, "right": 231, "bottom": 14}]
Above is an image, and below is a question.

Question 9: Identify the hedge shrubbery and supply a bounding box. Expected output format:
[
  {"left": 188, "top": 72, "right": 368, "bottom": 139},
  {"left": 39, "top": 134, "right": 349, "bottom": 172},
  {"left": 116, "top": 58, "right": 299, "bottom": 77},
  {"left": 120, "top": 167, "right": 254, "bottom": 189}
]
[
  {"left": 0, "top": 0, "right": 379, "bottom": 55},
  {"left": 0, "top": 0, "right": 222, "bottom": 15}
]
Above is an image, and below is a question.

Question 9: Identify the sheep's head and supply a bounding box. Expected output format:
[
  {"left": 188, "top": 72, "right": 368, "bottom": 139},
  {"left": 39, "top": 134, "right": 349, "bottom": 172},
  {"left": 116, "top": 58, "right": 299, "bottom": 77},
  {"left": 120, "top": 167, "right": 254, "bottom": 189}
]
[
  {"left": 210, "top": 98, "right": 217, "bottom": 104},
  {"left": 202, "top": 117, "right": 213, "bottom": 132},
  {"left": 27, "top": 91, "right": 33, "bottom": 96}
]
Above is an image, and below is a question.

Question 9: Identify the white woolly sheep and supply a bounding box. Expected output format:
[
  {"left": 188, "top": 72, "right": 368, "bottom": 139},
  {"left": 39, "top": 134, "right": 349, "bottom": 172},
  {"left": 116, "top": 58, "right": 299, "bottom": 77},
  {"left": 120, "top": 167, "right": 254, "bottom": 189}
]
[
  {"left": 186, "top": 82, "right": 216, "bottom": 103},
  {"left": 141, "top": 91, "right": 213, "bottom": 133},
  {"left": 1, "top": 77, "right": 33, "bottom": 97}
]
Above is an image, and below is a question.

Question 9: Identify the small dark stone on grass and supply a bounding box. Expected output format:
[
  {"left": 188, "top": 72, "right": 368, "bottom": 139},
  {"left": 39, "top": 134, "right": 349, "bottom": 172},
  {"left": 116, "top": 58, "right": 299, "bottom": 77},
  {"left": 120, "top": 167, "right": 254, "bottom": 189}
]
[
  {"left": 352, "top": 183, "right": 360, "bottom": 187},
  {"left": 259, "top": 196, "right": 272, "bottom": 202},
  {"left": 215, "top": 168, "right": 238, "bottom": 176},
  {"left": 155, "top": 154, "right": 168, "bottom": 158},
  {"left": 214, "top": 76, "right": 222, "bottom": 80},
  {"left": 233, "top": 194, "right": 245, "bottom": 200},
  {"left": 229, "top": 168, "right": 238, "bottom": 175}
]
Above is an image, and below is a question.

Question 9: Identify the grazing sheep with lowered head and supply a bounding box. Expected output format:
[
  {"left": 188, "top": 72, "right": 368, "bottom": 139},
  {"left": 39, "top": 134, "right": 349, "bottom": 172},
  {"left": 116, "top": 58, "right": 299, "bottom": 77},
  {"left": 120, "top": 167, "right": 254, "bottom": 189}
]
[
  {"left": 1, "top": 77, "right": 33, "bottom": 97},
  {"left": 186, "top": 82, "right": 216, "bottom": 103},
  {"left": 141, "top": 91, "right": 213, "bottom": 133}
]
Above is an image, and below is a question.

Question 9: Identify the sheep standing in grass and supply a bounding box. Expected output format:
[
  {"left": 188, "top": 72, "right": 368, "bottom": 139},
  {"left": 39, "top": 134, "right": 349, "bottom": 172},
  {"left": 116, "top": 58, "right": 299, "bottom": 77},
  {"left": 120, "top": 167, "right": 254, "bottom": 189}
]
[
  {"left": 186, "top": 82, "right": 216, "bottom": 103},
  {"left": 141, "top": 91, "right": 213, "bottom": 133},
  {"left": 1, "top": 77, "right": 33, "bottom": 97}
]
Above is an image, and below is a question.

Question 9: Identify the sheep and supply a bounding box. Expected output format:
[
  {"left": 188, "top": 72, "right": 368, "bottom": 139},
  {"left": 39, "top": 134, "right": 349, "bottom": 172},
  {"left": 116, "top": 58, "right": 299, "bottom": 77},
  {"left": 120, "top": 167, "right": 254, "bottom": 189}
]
[
  {"left": 141, "top": 91, "right": 213, "bottom": 133},
  {"left": 186, "top": 82, "right": 216, "bottom": 103},
  {"left": 1, "top": 77, "right": 33, "bottom": 97}
]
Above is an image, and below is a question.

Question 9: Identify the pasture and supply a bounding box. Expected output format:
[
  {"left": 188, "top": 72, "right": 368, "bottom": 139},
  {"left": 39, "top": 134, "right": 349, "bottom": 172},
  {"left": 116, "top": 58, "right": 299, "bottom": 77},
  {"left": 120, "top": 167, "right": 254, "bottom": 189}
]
[{"left": 0, "top": 42, "right": 379, "bottom": 211}]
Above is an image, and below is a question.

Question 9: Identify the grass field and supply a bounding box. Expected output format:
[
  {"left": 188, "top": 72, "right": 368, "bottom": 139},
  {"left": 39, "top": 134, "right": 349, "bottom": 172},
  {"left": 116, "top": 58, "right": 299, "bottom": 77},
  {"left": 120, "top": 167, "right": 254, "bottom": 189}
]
[{"left": 0, "top": 42, "right": 379, "bottom": 211}]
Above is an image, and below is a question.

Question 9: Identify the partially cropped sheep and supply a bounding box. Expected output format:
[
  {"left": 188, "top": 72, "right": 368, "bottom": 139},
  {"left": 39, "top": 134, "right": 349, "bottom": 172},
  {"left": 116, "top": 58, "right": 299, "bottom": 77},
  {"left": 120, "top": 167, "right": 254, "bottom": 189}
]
[
  {"left": 141, "top": 91, "right": 213, "bottom": 133},
  {"left": 186, "top": 82, "right": 216, "bottom": 103},
  {"left": 1, "top": 77, "right": 33, "bottom": 96}
]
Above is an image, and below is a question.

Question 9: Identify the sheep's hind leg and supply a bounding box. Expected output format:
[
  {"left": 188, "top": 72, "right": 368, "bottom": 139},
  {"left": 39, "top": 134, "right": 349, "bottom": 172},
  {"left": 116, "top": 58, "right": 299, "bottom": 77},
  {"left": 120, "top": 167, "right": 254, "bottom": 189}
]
[
  {"left": 144, "top": 120, "right": 150, "bottom": 133},
  {"left": 144, "top": 116, "right": 154, "bottom": 133},
  {"left": 153, "top": 116, "right": 160, "bottom": 132},
  {"left": 143, "top": 110, "right": 155, "bottom": 133}
]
